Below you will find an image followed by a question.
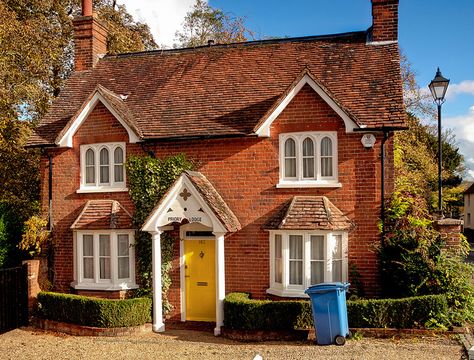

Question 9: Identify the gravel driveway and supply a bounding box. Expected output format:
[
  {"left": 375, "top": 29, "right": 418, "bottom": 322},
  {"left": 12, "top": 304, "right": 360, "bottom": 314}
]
[{"left": 0, "top": 326, "right": 464, "bottom": 360}]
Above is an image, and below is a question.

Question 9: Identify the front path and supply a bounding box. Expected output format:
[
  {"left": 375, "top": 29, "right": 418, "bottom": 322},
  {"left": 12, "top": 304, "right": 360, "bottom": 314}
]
[{"left": 0, "top": 326, "right": 463, "bottom": 360}]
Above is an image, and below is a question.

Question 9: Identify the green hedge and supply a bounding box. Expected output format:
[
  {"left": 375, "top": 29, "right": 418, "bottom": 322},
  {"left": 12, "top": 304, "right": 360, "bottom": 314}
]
[
  {"left": 37, "top": 292, "right": 152, "bottom": 328},
  {"left": 348, "top": 294, "right": 448, "bottom": 328},
  {"left": 224, "top": 292, "right": 448, "bottom": 330},
  {"left": 224, "top": 292, "right": 311, "bottom": 330}
]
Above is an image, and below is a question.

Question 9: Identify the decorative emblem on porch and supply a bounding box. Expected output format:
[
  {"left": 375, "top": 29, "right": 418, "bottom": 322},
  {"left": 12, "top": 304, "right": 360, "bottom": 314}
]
[{"left": 179, "top": 188, "right": 192, "bottom": 201}]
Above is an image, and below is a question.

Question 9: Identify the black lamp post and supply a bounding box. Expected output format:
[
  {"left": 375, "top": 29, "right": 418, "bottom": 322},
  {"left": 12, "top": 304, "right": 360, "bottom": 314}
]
[{"left": 428, "top": 68, "right": 450, "bottom": 217}]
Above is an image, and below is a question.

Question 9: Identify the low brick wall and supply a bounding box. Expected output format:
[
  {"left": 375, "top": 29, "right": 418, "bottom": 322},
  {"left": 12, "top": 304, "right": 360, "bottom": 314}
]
[{"left": 33, "top": 318, "right": 149, "bottom": 336}]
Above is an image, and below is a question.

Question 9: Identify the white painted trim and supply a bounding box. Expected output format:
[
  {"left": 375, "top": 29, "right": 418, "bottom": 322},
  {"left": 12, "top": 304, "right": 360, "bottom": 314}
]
[
  {"left": 276, "top": 182, "right": 342, "bottom": 189},
  {"left": 367, "top": 40, "right": 398, "bottom": 46},
  {"left": 72, "top": 230, "right": 137, "bottom": 291},
  {"left": 79, "top": 142, "right": 127, "bottom": 192},
  {"left": 57, "top": 92, "right": 140, "bottom": 148},
  {"left": 179, "top": 236, "right": 186, "bottom": 322},
  {"left": 152, "top": 231, "right": 165, "bottom": 333},
  {"left": 267, "top": 230, "right": 348, "bottom": 297},
  {"left": 214, "top": 231, "right": 225, "bottom": 336},
  {"left": 141, "top": 175, "right": 227, "bottom": 234},
  {"left": 255, "top": 74, "right": 358, "bottom": 137},
  {"left": 76, "top": 187, "right": 128, "bottom": 193},
  {"left": 278, "top": 132, "right": 339, "bottom": 186}
]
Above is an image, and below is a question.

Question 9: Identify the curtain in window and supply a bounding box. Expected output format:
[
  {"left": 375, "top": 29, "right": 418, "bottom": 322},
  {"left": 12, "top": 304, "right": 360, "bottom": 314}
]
[
  {"left": 114, "top": 147, "right": 124, "bottom": 183},
  {"left": 99, "top": 148, "right": 110, "bottom": 184},
  {"left": 321, "top": 137, "right": 333, "bottom": 177},
  {"left": 85, "top": 149, "right": 95, "bottom": 184},
  {"left": 99, "top": 235, "right": 111, "bottom": 279},
  {"left": 284, "top": 138, "right": 297, "bottom": 178},
  {"left": 274, "top": 234, "right": 282, "bottom": 284},
  {"left": 302, "top": 138, "right": 315, "bottom": 178},
  {"left": 83, "top": 235, "right": 94, "bottom": 279},
  {"left": 117, "top": 234, "right": 130, "bottom": 279},
  {"left": 310, "top": 235, "right": 324, "bottom": 284},
  {"left": 289, "top": 235, "right": 303, "bottom": 285},
  {"left": 331, "top": 235, "right": 342, "bottom": 282}
]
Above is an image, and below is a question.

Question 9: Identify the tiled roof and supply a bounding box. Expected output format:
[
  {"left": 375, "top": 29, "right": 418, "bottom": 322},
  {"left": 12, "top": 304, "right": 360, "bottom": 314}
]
[
  {"left": 185, "top": 171, "right": 241, "bottom": 232},
  {"left": 463, "top": 182, "right": 474, "bottom": 194},
  {"left": 265, "top": 196, "right": 354, "bottom": 231},
  {"left": 29, "top": 32, "right": 406, "bottom": 146},
  {"left": 71, "top": 200, "right": 133, "bottom": 230},
  {"left": 142, "top": 171, "right": 241, "bottom": 233}
]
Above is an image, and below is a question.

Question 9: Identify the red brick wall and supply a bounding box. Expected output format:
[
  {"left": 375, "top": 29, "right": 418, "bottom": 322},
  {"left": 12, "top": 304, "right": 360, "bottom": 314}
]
[
  {"left": 73, "top": 16, "right": 107, "bottom": 71},
  {"left": 44, "top": 102, "right": 135, "bottom": 291},
  {"left": 371, "top": 0, "right": 399, "bottom": 42},
  {"left": 41, "top": 85, "right": 393, "bottom": 319}
]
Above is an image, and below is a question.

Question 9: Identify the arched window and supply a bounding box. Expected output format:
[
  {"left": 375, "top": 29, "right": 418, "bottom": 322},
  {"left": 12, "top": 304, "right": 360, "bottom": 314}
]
[
  {"left": 302, "top": 137, "right": 315, "bottom": 179},
  {"left": 114, "top": 147, "right": 124, "bottom": 183},
  {"left": 284, "top": 138, "right": 297, "bottom": 178},
  {"left": 279, "top": 132, "right": 338, "bottom": 186},
  {"left": 85, "top": 149, "right": 95, "bottom": 184},
  {"left": 80, "top": 143, "right": 126, "bottom": 191},
  {"left": 99, "top": 148, "right": 110, "bottom": 184},
  {"left": 320, "top": 137, "right": 333, "bottom": 177}
]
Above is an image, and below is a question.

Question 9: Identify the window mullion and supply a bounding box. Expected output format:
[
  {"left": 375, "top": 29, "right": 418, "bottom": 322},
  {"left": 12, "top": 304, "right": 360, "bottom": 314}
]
[
  {"left": 95, "top": 149, "right": 99, "bottom": 187},
  {"left": 282, "top": 234, "right": 289, "bottom": 288},
  {"left": 325, "top": 233, "right": 331, "bottom": 282},
  {"left": 78, "top": 233, "right": 83, "bottom": 284},
  {"left": 94, "top": 233, "right": 99, "bottom": 283},
  {"left": 296, "top": 137, "right": 302, "bottom": 181},
  {"left": 111, "top": 232, "right": 118, "bottom": 285},
  {"left": 304, "top": 234, "right": 310, "bottom": 289}
]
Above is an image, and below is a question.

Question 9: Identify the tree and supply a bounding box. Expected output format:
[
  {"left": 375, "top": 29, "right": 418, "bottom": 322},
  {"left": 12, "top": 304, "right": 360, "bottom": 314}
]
[
  {"left": 396, "top": 53, "right": 464, "bottom": 217},
  {"left": 174, "top": 0, "right": 253, "bottom": 48},
  {"left": 0, "top": 0, "right": 157, "bottom": 266}
]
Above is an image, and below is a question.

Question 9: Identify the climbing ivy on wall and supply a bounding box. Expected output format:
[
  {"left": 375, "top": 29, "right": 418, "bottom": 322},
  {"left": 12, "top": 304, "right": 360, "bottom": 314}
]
[{"left": 126, "top": 154, "right": 194, "bottom": 314}]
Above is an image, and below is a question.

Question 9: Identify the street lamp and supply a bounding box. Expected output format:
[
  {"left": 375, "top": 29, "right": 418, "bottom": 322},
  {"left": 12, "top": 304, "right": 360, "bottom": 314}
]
[{"left": 428, "top": 68, "right": 450, "bottom": 217}]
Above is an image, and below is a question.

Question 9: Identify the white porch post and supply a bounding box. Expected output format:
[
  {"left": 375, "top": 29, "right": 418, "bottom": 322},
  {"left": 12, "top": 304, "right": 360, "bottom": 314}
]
[
  {"left": 151, "top": 230, "right": 165, "bottom": 332},
  {"left": 213, "top": 231, "right": 226, "bottom": 336}
]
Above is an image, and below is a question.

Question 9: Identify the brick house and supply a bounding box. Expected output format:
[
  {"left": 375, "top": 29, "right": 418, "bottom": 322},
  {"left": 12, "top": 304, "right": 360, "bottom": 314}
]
[{"left": 28, "top": 0, "right": 405, "bottom": 335}]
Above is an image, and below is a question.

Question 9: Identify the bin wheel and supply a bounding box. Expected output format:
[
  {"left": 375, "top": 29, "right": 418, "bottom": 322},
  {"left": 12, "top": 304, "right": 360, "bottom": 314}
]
[
  {"left": 347, "top": 330, "right": 353, "bottom": 339},
  {"left": 335, "top": 336, "right": 346, "bottom": 346}
]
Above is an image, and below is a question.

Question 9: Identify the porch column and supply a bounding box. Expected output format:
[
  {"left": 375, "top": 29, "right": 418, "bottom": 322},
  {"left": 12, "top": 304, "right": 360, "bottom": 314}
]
[
  {"left": 151, "top": 230, "right": 165, "bottom": 332},
  {"left": 213, "top": 231, "right": 226, "bottom": 336}
]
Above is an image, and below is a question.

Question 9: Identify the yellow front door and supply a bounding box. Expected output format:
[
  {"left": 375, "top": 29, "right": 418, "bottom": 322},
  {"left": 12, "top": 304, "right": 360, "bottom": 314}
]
[{"left": 184, "top": 239, "right": 216, "bottom": 321}]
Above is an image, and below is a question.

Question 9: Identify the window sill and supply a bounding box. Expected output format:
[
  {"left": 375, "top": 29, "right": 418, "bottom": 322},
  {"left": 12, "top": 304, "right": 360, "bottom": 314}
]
[
  {"left": 71, "top": 282, "right": 138, "bottom": 291},
  {"left": 266, "top": 287, "right": 309, "bottom": 298},
  {"left": 76, "top": 187, "right": 129, "bottom": 194},
  {"left": 276, "top": 181, "right": 342, "bottom": 188}
]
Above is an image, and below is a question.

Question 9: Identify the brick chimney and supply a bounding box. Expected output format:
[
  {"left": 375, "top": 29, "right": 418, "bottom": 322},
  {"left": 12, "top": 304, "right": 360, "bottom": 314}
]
[
  {"left": 370, "top": 0, "right": 399, "bottom": 42},
  {"left": 73, "top": 0, "right": 108, "bottom": 71}
]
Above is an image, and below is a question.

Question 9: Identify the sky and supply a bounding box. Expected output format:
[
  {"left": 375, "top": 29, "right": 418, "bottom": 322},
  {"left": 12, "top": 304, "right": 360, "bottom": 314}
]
[{"left": 116, "top": 0, "right": 474, "bottom": 178}]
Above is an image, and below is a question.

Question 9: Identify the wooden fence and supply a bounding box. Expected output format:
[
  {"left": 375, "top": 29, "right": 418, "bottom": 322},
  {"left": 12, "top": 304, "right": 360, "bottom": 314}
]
[{"left": 0, "top": 265, "right": 28, "bottom": 332}]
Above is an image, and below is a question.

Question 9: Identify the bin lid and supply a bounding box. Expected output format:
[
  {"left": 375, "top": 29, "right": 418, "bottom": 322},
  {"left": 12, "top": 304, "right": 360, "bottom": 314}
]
[{"left": 304, "top": 282, "right": 350, "bottom": 294}]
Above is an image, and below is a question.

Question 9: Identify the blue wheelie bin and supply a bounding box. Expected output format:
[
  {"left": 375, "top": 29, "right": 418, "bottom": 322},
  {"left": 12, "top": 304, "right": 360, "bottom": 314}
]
[{"left": 305, "top": 282, "right": 350, "bottom": 345}]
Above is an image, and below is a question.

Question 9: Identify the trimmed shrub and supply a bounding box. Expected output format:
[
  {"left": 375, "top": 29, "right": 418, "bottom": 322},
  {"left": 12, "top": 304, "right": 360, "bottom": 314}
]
[
  {"left": 348, "top": 294, "right": 448, "bottom": 328},
  {"left": 224, "top": 292, "right": 448, "bottom": 330},
  {"left": 224, "top": 293, "right": 312, "bottom": 330},
  {"left": 37, "top": 292, "right": 152, "bottom": 328}
]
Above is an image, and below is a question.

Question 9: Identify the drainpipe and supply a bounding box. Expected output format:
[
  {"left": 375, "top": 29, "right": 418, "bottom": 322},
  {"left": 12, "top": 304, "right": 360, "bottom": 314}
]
[{"left": 48, "top": 153, "right": 53, "bottom": 231}]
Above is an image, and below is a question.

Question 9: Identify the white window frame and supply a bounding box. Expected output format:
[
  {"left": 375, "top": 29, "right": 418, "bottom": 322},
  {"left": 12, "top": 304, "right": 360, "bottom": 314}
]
[
  {"left": 72, "top": 230, "right": 138, "bottom": 291},
  {"left": 277, "top": 132, "right": 341, "bottom": 188},
  {"left": 267, "top": 230, "right": 348, "bottom": 298},
  {"left": 78, "top": 142, "right": 127, "bottom": 193}
]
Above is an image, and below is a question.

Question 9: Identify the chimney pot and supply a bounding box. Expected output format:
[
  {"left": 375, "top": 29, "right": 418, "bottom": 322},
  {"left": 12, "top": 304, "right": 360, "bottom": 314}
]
[{"left": 82, "top": 0, "right": 93, "bottom": 17}]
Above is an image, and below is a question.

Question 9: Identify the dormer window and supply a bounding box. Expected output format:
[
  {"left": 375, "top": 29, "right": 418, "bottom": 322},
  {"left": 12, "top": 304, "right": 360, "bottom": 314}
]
[
  {"left": 78, "top": 142, "right": 127, "bottom": 193},
  {"left": 278, "top": 132, "right": 340, "bottom": 188}
]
